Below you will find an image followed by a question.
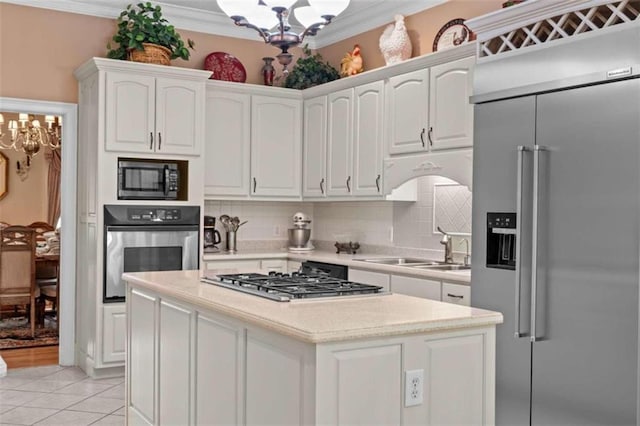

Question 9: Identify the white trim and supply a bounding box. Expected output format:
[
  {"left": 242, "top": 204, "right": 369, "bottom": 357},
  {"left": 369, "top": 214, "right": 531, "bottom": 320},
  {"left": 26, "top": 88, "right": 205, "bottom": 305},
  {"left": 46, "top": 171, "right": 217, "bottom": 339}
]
[
  {"left": 0, "top": 97, "right": 77, "bottom": 367},
  {"left": 2, "top": 0, "right": 447, "bottom": 48}
]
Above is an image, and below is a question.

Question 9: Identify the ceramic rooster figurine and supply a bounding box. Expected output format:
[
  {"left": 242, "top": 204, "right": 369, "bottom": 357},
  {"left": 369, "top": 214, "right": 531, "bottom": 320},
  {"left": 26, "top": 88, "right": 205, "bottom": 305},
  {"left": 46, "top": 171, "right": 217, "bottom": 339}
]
[
  {"left": 340, "top": 44, "right": 364, "bottom": 77},
  {"left": 379, "top": 15, "right": 412, "bottom": 65}
]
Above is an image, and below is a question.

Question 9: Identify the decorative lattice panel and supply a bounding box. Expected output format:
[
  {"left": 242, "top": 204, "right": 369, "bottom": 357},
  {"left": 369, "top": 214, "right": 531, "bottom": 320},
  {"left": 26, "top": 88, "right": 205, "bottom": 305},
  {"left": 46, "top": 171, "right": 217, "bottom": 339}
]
[{"left": 479, "top": 0, "right": 640, "bottom": 57}]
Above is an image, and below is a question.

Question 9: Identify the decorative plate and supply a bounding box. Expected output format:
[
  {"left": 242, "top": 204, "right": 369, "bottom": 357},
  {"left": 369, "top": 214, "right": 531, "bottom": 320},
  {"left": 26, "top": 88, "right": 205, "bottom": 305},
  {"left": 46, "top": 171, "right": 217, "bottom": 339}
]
[
  {"left": 204, "top": 52, "right": 247, "bottom": 82},
  {"left": 432, "top": 18, "right": 473, "bottom": 52}
]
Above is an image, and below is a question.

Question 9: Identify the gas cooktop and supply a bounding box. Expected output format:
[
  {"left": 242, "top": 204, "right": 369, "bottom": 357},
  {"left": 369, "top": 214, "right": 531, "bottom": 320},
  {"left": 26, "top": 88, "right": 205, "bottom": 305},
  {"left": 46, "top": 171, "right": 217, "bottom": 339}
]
[{"left": 201, "top": 272, "right": 385, "bottom": 302}]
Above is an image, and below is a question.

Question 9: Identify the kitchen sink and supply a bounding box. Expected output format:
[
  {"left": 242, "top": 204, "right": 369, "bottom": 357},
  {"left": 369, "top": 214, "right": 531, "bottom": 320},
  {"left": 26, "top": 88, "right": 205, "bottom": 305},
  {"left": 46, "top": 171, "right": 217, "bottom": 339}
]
[
  {"left": 354, "top": 258, "right": 447, "bottom": 266},
  {"left": 409, "top": 264, "right": 471, "bottom": 271}
]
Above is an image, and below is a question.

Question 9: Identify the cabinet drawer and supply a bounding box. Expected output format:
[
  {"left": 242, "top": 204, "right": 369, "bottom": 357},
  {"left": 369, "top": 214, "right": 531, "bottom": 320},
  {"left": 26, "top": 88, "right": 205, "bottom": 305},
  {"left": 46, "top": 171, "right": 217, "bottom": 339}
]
[
  {"left": 205, "top": 260, "right": 261, "bottom": 271},
  {"left": 391, "top": 275, "right": 441, "bottom": 300},
  {"left": 103, "top": 304, "right": 126, "bottom": 363},
  {"left": 442, "top": 282, "right": 470, "bottom": 306}
]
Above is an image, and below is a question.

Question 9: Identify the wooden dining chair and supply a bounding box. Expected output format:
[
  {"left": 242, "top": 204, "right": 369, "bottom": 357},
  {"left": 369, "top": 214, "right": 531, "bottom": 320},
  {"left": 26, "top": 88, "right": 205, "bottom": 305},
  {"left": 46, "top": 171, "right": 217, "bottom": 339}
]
[
  {"left": 0, "top": 226, "right": 37, "bottom": 338},
  {"left": 27, "top": 222, "right": 58, "bottom": 326}
]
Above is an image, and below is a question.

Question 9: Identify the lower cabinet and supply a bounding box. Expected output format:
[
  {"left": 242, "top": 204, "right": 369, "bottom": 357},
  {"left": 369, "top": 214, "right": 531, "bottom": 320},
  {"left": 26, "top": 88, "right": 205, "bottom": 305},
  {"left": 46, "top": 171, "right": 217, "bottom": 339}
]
[
  {"left": 102, "top": 304, "right": 126, "bottom": 363},
  {"left": 349, "top": 268, "right": 391, "bottom": 292},
  {"left": 442, "top": 281, "right": 471, "bottom": 306},
  {"left": 391, "top": 275, "right": 442, "bottom": 300},
  {"left": 204, "top": 258, "right": 288, "bottom": 273},
  {"left": 127, "top": 286, "right": 495, "bottom": 425}
]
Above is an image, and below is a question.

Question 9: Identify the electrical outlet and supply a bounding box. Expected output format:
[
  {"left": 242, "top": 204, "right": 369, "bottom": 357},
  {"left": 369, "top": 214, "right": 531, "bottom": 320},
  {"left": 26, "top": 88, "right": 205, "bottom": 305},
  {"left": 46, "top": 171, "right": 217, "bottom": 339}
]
[
  {"left": 405, "top": 369, "right": 424, "bottom": 407},
  {"left": 273, "top": 225, "right": 281, "bottom": 237}
]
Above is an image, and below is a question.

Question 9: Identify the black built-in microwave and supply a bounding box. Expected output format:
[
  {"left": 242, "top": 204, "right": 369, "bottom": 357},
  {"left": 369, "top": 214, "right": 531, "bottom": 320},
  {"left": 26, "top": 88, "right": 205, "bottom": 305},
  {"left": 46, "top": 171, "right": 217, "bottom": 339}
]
[{"left": 117, "top": 159, "right": 179, "bottom": 200}]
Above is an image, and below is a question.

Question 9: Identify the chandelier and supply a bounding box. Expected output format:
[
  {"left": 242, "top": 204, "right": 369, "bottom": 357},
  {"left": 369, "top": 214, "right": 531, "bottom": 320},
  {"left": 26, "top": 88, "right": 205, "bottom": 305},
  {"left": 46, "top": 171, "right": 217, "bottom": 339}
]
[
  {"left": 217, "top": 0, "right": 350, "bottom": 72},
  {"left": 0, "top": 113, "right": 62, "bottom": 178}
]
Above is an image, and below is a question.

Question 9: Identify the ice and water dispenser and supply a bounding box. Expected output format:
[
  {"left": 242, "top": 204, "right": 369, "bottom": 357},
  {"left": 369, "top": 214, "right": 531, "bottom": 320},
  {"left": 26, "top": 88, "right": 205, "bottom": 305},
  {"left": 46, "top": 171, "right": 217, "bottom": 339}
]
[{"left": 486, "top": 212, "right": 517, "bottom": 270}]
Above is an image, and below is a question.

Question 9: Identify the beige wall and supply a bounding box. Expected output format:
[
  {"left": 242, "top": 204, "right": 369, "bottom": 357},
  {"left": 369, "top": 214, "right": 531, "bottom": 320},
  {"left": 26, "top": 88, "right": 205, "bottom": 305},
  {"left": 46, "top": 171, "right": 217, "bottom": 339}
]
[
  {"left": 0, "top": 3, "right": 302, "bottom": 104},
  {"left": 0, "top": 113, "right": 50, "bottom": 225},
  {"left": 318, "top": 0, "right": 504, "bottom": 73}
]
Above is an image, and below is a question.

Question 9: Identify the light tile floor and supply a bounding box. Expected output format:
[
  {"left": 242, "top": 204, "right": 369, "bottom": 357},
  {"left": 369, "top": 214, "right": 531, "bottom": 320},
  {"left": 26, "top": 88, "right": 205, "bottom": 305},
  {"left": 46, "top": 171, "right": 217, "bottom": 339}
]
[{"left": 0, "top": 366, "right": 124, "bottom": 425}]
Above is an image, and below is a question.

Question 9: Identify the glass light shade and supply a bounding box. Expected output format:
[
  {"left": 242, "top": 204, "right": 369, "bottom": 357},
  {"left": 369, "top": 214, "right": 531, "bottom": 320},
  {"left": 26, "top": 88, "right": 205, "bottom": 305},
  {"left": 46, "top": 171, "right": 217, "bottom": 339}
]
[
  {"left": 0, "top": 114, "right": 4, "bottom": 125},
  {"left": 8, "top": 120, "right": 17, "bottom": 130},
  {"left": 262, "top": 0, "right": 298, "bottom": 10},
  {"left": 32, "top": 120, "right": 41, "bottom": 128},
  {"left": 244, "top": 4, "right": 279, "bottom": 30},
  {"left": 18, "top": 113, "right": 29, "bottom": 122},
  {"left": 58, "top": 116, "right": 62, "bottom": 126},
  {"left": 45, "top": 115, "right": 55, "bottom": 124},
  {"left": 217, "top": 0, "right": 256, "bottom": 18},
  {"left": 308, "top": 0, "right": 350, "bottom": 17},
  {"left": 294, "top": 6, "right": 324, "bottom": 28}
]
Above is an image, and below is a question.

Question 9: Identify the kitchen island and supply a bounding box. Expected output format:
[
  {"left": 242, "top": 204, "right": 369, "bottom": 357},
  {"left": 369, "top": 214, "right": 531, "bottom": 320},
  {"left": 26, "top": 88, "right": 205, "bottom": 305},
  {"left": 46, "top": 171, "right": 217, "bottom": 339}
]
[{"left": 123, "top": 270, "right": 502, "bottom": 425}]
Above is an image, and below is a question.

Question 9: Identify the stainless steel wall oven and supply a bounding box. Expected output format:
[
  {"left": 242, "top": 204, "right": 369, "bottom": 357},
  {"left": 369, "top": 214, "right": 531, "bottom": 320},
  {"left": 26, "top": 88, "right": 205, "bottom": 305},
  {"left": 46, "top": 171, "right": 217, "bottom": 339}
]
[{"left": 103, "top": 205, "right": 199, "bottom": 303}]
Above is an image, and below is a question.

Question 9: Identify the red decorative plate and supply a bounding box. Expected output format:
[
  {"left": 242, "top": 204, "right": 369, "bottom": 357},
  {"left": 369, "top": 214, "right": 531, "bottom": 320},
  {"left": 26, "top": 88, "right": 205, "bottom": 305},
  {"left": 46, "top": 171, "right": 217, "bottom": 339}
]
[{"left": 204, "top": 52, "right": 247, "bottom": 82}]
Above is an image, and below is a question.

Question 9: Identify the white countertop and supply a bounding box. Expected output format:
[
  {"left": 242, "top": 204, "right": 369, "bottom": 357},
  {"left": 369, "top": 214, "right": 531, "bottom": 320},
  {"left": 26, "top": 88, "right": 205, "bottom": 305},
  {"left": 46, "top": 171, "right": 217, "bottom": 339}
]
[
  {"left": 202, "top": 249, "right": 472, "bottom": 284},
  {"left": 123, "top": 270, "right": 501, "bottom": 344}
]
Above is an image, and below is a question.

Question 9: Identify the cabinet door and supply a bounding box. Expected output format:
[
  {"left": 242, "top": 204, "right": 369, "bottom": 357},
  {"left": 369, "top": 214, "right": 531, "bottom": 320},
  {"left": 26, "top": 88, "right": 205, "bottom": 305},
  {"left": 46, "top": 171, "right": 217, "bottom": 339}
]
[
  {"left": 326, "top": 89, "right": 353, "bottom": 196},
  {"left": 251, "top": 96, "right": 302, "bottom": 197},
  {"left": 105, "top": 72, "right": 155, "bottom": 153},
  {"left": 102, "top": 304, "right": 126, "bottom": 363},
  {"left": 204, "top": 91, "right": 251, "bottom": 196},
  {"left": 353, "top": 81, "right": 384, "bottom": 196},
  {"left": 159, "top": 300, "right": 193, "bottom": 425},
  {"left": 302, "top": 96, "right": 327, "bottom": 197},
  {"left": 428, "top": 56, "right": 474, "bottom": 150},
  {"left": 349, "top": 268, "right": 390, "bottom": 292},
  {"left": 128, "top": 289, "right": 158, "bottom": 424},
  {"left": 391, "top": 275, "right": 441, "bottom": 300},
  {"left": 386, "top": 69, "right": 429, "bottom": 155},
  {"left": 442, "top": 282, "right": 470, "bottom": 306},
  {"left": 155, "top": 77, "right": 203, "bottom": 155}
]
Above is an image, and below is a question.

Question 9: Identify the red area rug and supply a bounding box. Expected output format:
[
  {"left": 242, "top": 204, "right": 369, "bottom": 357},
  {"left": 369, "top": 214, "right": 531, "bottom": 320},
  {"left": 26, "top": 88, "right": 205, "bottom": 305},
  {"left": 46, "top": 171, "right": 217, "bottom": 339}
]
[{"left": 0, "top": 317, "right": 58, "bottom": 349}]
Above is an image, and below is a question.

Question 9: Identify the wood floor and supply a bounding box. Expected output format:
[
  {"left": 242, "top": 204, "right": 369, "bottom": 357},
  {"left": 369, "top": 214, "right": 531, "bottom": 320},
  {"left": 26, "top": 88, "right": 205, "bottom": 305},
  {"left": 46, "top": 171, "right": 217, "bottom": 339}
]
[{"left": 0, "top": 345, "right": 59, "bottom": 369}]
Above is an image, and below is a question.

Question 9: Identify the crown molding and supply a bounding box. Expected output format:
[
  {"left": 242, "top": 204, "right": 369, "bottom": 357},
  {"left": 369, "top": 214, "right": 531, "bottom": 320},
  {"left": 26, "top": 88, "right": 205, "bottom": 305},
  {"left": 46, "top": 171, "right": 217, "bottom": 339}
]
[{"left": 3, "top": 0, "right": 447, "bottom": 49}]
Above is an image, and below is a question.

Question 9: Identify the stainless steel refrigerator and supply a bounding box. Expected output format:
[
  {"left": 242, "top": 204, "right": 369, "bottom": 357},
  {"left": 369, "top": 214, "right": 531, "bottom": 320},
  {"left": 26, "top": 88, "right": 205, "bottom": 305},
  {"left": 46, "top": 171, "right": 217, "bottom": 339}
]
[{"left": 471, "top": 76, "right": 640, "bottom": 424}]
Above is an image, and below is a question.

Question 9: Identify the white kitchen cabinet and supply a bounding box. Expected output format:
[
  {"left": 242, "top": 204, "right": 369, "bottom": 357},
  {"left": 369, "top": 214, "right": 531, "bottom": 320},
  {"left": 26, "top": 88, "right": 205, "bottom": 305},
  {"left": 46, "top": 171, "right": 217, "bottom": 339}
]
[
  {"left": 205, "top": 259, "right": 261, "bottom": 271},
  {"left": 302, "top": 96, "right": 327, "bottom": 197},
  {"left": 204, "top": 90, "right": 251, "bottom": 196},
  {"left": 159, "top": 300, "right": 192, "bottom": 425},
  {"left": 428, "top": 56, "right": 475, "bottom": 151},
  {"left": 251, "top": 95, "right": 302, "bottom": 197},
  {"left": 349, "top": 268, "right": 390, "bottom": 292},
  {"left": 102, "top": 304, "right": 126, "bottom": 363},
  {"left": 326, "top": 89, "right": 353, "bottom": 196},
  {"left": 128, "top": 289, "right": 158, "bottom": 425},
  {"left": 386, "top": 69, "right": 430, "bottom": 155},
  {"left": 442, "top": 281, "right": 471, "bottom": 306},
  {"left": 260, "top": 259, "right": 287, "bottom": 273},
  {"left": 352, "top": 81, "right": 385, "bottom": 196},
  {"left": 391, "top": 275, "right": 441, "bottom": 300},
  {"left": 106, "top": 73, "right": 204, "bottom": 156}
]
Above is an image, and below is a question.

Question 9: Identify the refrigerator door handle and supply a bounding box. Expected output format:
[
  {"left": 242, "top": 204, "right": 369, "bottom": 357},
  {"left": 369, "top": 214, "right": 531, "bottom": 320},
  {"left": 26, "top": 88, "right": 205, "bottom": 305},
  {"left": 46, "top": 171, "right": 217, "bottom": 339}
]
[
  {"left": 515, "top": 146, "right": 530, "bottom": 338},
  {"left": 531, "top": 145, "right": 547, "bottom": 342}
]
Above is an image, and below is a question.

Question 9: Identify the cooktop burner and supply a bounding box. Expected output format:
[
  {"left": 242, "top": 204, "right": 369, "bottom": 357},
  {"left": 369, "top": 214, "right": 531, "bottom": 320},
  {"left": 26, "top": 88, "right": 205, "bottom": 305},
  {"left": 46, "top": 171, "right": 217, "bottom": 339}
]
[{"left": 201, "top": 271, "right": 384, "bottom": 302}]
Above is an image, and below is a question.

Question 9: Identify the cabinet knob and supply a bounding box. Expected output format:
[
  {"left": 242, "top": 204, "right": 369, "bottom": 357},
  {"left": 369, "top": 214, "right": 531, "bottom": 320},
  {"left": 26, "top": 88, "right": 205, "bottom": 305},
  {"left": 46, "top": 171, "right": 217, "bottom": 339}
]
[
  {"left": 428, "top": 127, "right": 433, "bottom": 147},
  {"left": 253, "top": 177, "right": 257, "bottom": 193},
  {"left": 420, "top": 128, "right": 426, "bottom": 147},
  {"left": 320, "top": 178, "right": 325, "bottom": 195},
  {"left": 150, "top": 132, "right": 154, "bottom": 150},
  {"left": 158, "top": 132, "right": 162, "bottom": 150},
  {"left": 346, "top": 176, "right": 351, "bottom": 192},
  {"left": 376, "top": 174, "right": 381, "bottom": 192},
  {"left": 446, "top": 293, "right": 464, "bottom": 299}
]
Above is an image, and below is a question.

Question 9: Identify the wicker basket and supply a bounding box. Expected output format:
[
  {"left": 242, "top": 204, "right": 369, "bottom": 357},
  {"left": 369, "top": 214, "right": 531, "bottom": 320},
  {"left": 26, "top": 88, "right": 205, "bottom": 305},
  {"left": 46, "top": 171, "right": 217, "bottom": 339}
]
[{"left": 128, "top": 43, "right": 171, "bottom": 65}]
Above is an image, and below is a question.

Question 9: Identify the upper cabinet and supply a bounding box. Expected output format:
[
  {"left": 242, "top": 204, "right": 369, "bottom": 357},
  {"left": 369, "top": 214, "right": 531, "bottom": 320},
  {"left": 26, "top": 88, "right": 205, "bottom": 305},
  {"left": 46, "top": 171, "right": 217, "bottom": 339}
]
[
  {"left": 106, "top": 72, "right": 205, "bottom": 156},
  {"left": 251, "top": 95, "right": 302, "bottom": 197},
  {"left": 386, "top": 55, "right": 474, "bottom": 156},
  {"left": 302, "top": 97, "right": 327, "bottom": 197},
  {"left": 326, "top": 89, "right": 353, "bottom": 196},
  {"left": 428, "top": 56, "right": 475, "bottom": 151},
  {"left": 204, "top": 91, "right": 251, "bottom": 197},
  {"left": 386, "top": 69, "right": 430, "bottom": 155},
  {"left": 203, "top": 82, "right": 303, "bottom": 200}
]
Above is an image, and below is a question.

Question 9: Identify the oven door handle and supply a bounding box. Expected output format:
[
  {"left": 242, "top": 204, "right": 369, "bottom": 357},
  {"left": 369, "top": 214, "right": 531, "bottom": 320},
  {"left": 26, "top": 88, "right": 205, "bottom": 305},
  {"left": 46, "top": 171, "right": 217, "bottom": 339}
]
[{"left": 106, "top": 225, "right": 199, "bottom": 233}]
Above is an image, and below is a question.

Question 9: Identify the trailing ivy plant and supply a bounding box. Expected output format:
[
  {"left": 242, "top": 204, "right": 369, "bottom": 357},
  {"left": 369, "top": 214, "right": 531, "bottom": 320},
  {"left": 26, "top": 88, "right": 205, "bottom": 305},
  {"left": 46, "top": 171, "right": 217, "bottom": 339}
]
[
  {"left": 284, "top": 45, "right": 340, "bottom": 90},
  {"left": 106, "top": 2, "right": 195, "bottom": 61}
]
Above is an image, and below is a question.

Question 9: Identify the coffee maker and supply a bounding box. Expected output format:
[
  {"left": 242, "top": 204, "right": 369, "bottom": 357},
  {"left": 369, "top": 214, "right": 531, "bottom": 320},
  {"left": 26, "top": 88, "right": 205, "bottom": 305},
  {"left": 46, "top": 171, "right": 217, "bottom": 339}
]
[{"left": 203, "top": 216, "right": 222, "bottom": 252}]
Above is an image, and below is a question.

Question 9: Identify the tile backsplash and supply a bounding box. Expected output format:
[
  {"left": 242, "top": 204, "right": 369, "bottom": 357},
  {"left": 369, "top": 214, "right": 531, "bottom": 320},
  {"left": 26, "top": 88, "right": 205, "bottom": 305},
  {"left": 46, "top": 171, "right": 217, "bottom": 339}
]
[{"left": 205, "top": 176, "right": 472, "bottom": 255}]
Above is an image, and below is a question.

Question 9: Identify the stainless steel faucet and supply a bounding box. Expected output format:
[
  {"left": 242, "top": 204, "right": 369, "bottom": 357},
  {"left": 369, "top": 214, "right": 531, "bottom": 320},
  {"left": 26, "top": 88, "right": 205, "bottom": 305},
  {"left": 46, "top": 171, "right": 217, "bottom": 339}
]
[
  {"left": 437, "top": 226, "right": 454, "bottom": 264},
  {"left": 459, "top": 238, "right": 471, "bottom": 266}
]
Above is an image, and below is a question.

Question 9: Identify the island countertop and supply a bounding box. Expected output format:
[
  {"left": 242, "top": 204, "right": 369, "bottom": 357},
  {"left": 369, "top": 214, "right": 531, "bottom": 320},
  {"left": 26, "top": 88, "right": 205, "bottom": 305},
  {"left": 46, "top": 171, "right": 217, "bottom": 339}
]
[{"left": 123, "top": 270, "right": 502, "bottom": 344}]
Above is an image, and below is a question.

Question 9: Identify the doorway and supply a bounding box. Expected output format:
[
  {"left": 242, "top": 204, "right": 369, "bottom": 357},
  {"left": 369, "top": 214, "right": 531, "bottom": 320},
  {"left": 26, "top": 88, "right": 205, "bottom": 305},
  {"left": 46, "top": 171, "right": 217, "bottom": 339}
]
[{"left": 0, "top": 97, "right": 77, "bottom": 367}]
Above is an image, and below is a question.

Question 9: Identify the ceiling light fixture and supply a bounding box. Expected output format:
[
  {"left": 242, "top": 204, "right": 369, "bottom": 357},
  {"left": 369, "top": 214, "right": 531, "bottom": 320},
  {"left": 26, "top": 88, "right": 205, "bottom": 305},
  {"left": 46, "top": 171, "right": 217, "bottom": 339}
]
[{"left": 217, "top": 0, "right": 350, "bottom": 72}]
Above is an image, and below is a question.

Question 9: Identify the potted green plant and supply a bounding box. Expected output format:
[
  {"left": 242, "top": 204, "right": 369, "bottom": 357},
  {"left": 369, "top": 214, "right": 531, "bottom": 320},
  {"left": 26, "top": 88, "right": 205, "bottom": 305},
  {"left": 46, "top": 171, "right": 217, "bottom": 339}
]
[
  {"left": 106, "top": 2, "right": 195, "bottom": 65},
  {"left": 284, "top": 45, "right": 340, "bottom": 90}
]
